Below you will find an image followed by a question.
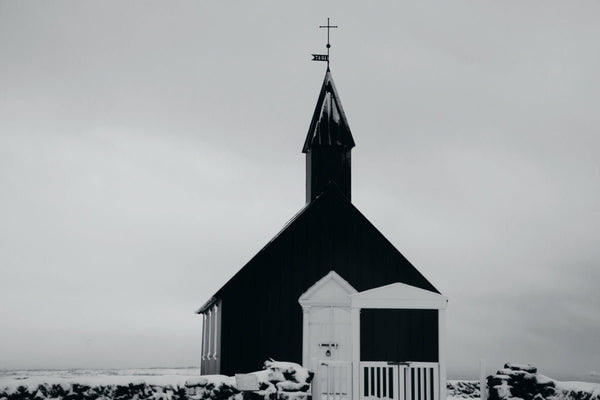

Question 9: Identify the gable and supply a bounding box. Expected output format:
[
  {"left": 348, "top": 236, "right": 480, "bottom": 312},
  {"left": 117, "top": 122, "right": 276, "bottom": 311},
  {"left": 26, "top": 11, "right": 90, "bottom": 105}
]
[
  {"left": 298, "top": 270, "right": 357, "bottom": 307},
  {"left": 204, "top": 184, "right": 440, "bottom": 307},
  {"left": 351, "top": 282, "right": 448, "bottom": 310}
]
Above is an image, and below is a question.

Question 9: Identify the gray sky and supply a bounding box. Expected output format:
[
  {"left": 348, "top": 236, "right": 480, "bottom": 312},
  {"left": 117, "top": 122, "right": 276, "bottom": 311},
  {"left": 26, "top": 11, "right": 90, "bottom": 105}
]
[{"left": 1, "top": 1, "right": 599, "bottom": 378}]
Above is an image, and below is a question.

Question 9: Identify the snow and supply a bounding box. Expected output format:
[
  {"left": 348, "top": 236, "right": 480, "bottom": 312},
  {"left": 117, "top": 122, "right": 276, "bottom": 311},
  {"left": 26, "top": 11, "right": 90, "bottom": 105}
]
[
  {"left": 0, "top": 362, "right": 313, "bottom": 400},
  {"left": 505, "top": 364, "right": 537, "bottom": 373},
  {"left": 276, "top": 381, "right": 309, "bottom": 391},
  {"left": 0, "top": 368, "right": 200, "bottom": 392},
  {"left": 264, "top": 360, "right": 310, "bottom": 384},
  {"left": 447, "top": 380, "right": 481, "bottom": 399},
  {"left": 448, "top": 378, "right": 600, "bottom": 400},
  {"left": 187, "top": 374, "right": 236, "bottom": 387},
  {"left": 1, "top": 367, "right": 599, "bottom": 400},
  {"left": 555, "top": 380, "right": 600, "bottom": 397},
  {"left": 536, "top": 375, "right": 554, "bottom": 385}
]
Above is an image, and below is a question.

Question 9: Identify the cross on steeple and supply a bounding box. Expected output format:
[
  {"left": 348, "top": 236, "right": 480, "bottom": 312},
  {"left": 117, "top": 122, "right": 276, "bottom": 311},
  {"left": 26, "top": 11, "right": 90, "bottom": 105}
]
[{"left": 312, "top": 17, "right": 338, "bottom": 68}]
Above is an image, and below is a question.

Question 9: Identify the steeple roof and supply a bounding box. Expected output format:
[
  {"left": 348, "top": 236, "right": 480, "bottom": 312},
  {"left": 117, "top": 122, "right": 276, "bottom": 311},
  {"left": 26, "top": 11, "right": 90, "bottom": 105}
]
[{"left": 302, "top": 68, "right": 355, "bottom": 153}]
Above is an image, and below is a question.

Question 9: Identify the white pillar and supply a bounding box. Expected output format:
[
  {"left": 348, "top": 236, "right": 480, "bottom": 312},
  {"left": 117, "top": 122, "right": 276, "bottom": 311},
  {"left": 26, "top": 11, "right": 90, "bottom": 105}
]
[
  {"left": 351, "top": 307, "right": 361, "bottom": 400},
  {"left": 206, "top": 309, "right": 212, "bottom": 359},
  {"left": 438, "top": 309, "right": 447, "bottom": 400},
  {"left": 302, "top": 306, "right": 310, "bottom": 367}
]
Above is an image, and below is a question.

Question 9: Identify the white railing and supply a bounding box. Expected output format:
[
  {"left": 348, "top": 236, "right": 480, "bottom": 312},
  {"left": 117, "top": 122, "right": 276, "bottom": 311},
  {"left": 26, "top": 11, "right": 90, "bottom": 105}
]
[
  {"left": 360, "top": 362, "right": 398, "bottom": 400},
  {"left": 360, "top": 362, "right": 439, "bottom": 400},
  {"left": 314, "top": 361, "right": 352, "bottom": 400}
]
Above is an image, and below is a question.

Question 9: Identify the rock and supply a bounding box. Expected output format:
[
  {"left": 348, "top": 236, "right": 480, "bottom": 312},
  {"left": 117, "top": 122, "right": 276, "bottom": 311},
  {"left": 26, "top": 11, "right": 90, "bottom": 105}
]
[
  {"left": 263, "top": 361, "right": 311, "bottom": 385},
  {"left": 492, "top": 382, "right": 513, "bottom": 400},
  {"left": 275, "top": 383, "right": 309, "bottom": 393},
  {"left": 489, "top": 375, "right": 511, "bottom": 386},
  {"left": 277, "top": 392, "right": 309, "bottom": 400},
  {"left": 541, "top": 387, "right": 556, "bottom": 398},
  {"left": 532, "top": 393, "right": 545, "bottom": 400},
  {"left": 505, "top": 364, "right": 538, "bottom": 374}
]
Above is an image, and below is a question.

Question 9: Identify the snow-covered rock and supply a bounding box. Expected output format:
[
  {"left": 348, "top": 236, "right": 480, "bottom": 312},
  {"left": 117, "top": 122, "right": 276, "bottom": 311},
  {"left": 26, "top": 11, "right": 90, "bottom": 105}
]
[
  {"left": 0, "top": 362, "right": 312, "bottom": 400},
  {"left": 447, "top": 380, "right": 481, "bottom": 398},
  {"left": 487, "top": 363, "right": 599, "bottom": 400}
]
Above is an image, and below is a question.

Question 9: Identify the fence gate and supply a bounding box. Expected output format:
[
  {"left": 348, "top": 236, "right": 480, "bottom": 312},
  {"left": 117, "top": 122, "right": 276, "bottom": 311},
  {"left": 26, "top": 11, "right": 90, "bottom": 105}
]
[
  {"left": 314, "top": 361, "right": 352, "bottom": 400},
  {"left": 360, "top": 362, "right": 439, "bottom": 400}
]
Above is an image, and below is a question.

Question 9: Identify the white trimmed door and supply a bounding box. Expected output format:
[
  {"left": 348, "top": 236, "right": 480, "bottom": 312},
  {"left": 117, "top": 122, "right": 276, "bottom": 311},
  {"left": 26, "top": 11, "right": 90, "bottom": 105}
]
[
  {"left": 309, "top": 306, "right": 352, "bottom": 363},
  {"left": 299, "top": 271, "right": 357, "bottom": 400},
  {"left": 309, "top": 305, "right": 352, "bottom": 400}
]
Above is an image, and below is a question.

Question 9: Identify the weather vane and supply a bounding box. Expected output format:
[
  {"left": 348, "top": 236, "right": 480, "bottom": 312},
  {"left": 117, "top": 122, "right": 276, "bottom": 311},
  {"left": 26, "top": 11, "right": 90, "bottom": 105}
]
[{"left": 312, "top": 17, "right": 338, "bottom": 68}]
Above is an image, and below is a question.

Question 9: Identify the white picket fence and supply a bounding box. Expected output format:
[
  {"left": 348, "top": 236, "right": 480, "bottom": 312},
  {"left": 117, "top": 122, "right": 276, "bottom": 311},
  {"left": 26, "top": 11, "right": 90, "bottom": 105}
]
[
  {"left": 314, "top": 361, "right": 352, "bottom": 400},
  {"left": 359, "top": 362, "right": 439, "bottom": 400},
  {"left": 314, "top": 361, "right": 439, "bottom": 400}
]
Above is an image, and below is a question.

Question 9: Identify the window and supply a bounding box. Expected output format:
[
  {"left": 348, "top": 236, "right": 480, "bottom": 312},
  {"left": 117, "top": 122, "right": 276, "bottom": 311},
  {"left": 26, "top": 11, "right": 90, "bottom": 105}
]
[{"left": 201, "top": 300, "right": 221, "bottom": 374}]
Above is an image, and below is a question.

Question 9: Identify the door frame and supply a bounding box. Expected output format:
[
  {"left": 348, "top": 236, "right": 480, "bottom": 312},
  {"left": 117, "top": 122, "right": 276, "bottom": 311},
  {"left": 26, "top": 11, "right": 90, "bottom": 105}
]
[{"left": 299, "top": 271, "right": 357, "bottom": 367}]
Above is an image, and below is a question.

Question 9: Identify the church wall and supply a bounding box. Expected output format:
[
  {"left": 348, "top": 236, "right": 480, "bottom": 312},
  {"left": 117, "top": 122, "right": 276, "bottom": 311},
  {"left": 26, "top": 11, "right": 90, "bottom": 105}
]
[
  {"left": 360, "top": 309, "right": 438, "bottom": 362},
  {"left": 217, "top": 189, "right": 439, "bottom": 375}
]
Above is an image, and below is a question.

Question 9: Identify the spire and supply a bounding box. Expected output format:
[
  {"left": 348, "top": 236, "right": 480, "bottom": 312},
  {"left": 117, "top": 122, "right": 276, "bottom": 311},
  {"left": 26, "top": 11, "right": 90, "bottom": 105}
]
[
  {"left": 302, "top": 69, "right": 355, "bottom": 153},
  {"left": 303, "top": 69, "right": 355, "bottom": 203}
]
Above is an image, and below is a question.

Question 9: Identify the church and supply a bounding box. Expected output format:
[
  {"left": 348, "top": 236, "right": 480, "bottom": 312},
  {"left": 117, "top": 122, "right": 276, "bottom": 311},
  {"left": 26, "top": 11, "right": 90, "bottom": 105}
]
[{"left": 196, "top": 64, "right": 448, "bottom": 400}]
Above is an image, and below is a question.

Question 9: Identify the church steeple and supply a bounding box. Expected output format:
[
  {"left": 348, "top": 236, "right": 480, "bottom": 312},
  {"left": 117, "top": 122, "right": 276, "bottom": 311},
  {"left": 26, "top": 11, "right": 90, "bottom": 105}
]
[{"left": 303, "top": 68, "right": 355, "bottom": 203}]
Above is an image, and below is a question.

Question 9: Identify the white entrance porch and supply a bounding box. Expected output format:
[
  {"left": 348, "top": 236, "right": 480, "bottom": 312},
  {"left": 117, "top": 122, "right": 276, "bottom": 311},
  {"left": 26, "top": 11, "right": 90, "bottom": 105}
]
[{"left": 298, "top": 271, "right": 448, "bottom": 400}]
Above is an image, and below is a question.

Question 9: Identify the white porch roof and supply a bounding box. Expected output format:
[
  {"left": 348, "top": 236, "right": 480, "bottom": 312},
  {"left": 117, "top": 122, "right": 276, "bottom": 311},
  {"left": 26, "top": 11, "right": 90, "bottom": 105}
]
[
  {"left": 350, "top": 282, "right": 448, "bottom": 310},
  {"left": 298, "top": 270, "right": 447, "bottom": 310}
]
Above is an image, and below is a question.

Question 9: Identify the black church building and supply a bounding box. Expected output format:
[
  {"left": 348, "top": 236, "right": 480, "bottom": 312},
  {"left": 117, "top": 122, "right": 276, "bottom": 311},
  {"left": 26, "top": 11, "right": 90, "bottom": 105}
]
[{"left": 197, "top": 68, "right": 448, "bottom": 400}]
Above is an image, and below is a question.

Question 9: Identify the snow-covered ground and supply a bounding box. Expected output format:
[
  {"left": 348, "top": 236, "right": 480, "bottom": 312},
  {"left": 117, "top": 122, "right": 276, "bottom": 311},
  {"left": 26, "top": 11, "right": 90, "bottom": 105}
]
[
  {"left": 0, "top": 363, "right": 312, "bottom": 400},
  {"left": 447, "top": 380, "right": 481, "bottom": 399},
  {"left": 1, "top": 368, "right": 599, "bottom": 400},
  {"left": 0, "top": 368, "right": 201, "bottom": 392}
]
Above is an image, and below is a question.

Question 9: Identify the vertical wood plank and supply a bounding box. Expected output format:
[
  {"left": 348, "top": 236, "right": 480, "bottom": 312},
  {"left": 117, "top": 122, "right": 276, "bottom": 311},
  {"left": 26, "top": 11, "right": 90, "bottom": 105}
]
[
  {"left": 398, "top": 366, "right": 405, "bottom": 400},
  {"left": 312, "top": 364, "right": 319, "bottom": 400},
  {"left": 348, "top": 363, "right": 353, "bottom": 400},
  {"left": 213, "top": 305, "right": 219, "bottom": 359},
  {"left": 302, "top": 306, "right": 310, "bottom": 367},
  {"left": 352, "top": 308, "right": 361, "bottom": 400},
  {"left": 201, "top": 314, "right": 206, "bottom": 360},
  {"left": 406, "top": 368, "right": 411, "bottom": 400},
  {"left": 433, "top": 366, "right": 439, "bottom": 400},
  {"left": 333, "top": 365, "right": 337, "bottom": 400},
  {"left": 377, "top": 367, "right": 381, "bottom": 399},
  {"left": 425, "top": 367, "right": 430, "bottom": 400},
  {"left": 438, "top": 310, "right": 447, "bottom": 400},
  {"left": 206, "top": 310, "right": 212, "bottom": 360},
  {"left": 393, "top": 366, "right": 399, "bottom": 400},
  {"left": 216, "top": 301, "right": 222, "bottom": 374},
  {"left": 337, "top": 365, "right": 341, "bottom": 400},
  {"left": 419, "top": 368, "right": 424, "bottom": 400},
  {"left": 323, "top": 366, "right": 330, "bottom": 400}
]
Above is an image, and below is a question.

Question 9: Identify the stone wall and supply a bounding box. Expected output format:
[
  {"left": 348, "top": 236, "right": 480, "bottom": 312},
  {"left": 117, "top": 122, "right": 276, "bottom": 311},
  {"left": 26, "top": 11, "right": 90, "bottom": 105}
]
[
  {"left": 487, "top": 363, "right": 600, "bottom": 400},
  {"left": 0, "top": 360, "right": 313, "bottom": 400}
]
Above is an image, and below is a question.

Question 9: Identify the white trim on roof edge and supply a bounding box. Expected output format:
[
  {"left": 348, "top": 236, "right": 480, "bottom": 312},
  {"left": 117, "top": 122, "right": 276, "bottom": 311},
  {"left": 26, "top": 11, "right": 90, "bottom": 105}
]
[{"left": 298, "top": 270, "right": 357, "bottom": 307}]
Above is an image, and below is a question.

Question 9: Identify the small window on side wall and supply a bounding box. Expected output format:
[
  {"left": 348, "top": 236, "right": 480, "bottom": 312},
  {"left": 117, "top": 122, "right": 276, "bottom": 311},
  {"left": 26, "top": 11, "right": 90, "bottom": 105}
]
[{"left": 200, "top": 299, "right": 221, "bottom": 374}]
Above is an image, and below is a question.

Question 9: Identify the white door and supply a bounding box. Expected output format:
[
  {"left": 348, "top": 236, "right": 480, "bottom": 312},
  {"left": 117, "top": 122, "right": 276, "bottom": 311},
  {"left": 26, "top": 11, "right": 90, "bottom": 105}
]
[
  {"left": 309, "top": 306, "right": 352, "bottom": 400},
  {"left": 309, "top": 306, "right": 352, "bottom": 362}
]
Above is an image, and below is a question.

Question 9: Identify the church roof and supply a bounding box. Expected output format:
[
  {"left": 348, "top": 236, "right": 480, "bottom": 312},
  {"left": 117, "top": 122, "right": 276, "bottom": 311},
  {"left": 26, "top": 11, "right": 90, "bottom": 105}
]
[
  {"left": 196, "top": 184, "right": 439, "bottom": 313},
  {"left": 302, "top": 68, "right": 355, "bottom": 153}
]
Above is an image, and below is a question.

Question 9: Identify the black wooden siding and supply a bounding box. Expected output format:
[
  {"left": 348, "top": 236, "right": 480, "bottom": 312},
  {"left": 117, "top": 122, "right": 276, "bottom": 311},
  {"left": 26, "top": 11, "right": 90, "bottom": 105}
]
[
  {"left": 214, "top": 185, "right": 440, "bottom": 375},
  {"left": 361, "top": 309, "right": 438, "bottom": 362}
]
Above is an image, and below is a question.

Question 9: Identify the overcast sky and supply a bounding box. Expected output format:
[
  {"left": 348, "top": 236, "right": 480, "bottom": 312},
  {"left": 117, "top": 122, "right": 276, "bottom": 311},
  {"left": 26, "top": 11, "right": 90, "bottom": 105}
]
[{"left": 1, "top": 1, "right": 599, "bottom": 379}]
